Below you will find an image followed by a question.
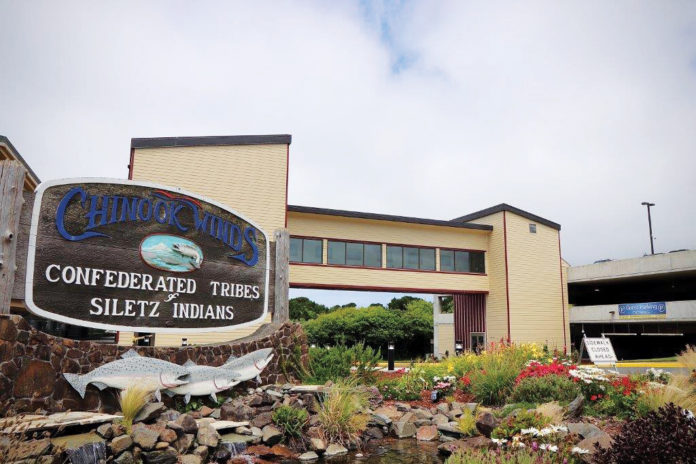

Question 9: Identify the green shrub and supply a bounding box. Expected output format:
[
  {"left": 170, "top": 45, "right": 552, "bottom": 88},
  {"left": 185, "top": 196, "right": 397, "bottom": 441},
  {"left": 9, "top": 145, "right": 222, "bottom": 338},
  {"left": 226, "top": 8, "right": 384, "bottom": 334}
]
[
  {"left": 456, "top": 408, "right": 478, "bottom": 437},
  {"left": 446, "top": 448, "right": 550, "bottom": 464},
  {"left": 304, "top": 342, "right": 381, "bottom": 384},
  {"left": 470, "top": 355, "right": 520, "bottom": 406},
  {"left": 377, "top": 367, "right": 428, "bottom": 401},
  {"left": 492, "top": 410, "right": 550, "bottom": 439},
  {"left": 594, "top": 403, "right": 696, "bottom": 464},
  {"left": 272, "top": 405, "right": 308, "bottom": 441},
  {"left": 510, "top": 376, "right": 580, "bottom": 404},
  {"left": 496, "top": 402, "right": 538, "bottom": 418}
]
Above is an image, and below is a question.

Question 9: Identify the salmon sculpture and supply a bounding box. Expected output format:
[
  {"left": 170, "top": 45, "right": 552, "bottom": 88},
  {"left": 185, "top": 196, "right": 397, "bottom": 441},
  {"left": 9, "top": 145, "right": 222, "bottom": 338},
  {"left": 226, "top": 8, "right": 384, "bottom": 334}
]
[{"left": 63, "top": 350, "right": 190, "bottom": 400}]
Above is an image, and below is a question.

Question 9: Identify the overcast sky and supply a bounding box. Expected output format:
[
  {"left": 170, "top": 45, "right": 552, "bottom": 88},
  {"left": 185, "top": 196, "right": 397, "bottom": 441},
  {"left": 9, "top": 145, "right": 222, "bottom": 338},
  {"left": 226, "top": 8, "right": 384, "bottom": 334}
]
[{"left": 2, "top": 1, "right": 695, "bottom": 306}]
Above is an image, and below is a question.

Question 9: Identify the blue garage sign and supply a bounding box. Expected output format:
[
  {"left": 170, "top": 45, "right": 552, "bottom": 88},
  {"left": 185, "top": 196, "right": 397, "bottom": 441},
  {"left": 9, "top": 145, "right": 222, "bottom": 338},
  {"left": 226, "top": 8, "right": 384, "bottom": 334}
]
[{"left": 618, "top": 302, "right": 666, "bottom": 319}]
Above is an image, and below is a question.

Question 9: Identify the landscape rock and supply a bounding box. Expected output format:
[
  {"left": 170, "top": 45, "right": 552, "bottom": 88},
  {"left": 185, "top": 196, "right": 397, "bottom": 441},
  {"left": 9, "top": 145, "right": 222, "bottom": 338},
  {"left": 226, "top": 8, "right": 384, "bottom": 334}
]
[
  {"left": 134, "top": 402, "right": 166, "bottom": 423},
  {"left": 114, "top": 450, "right": 135, "bottom": 464},
  {"left": 324, "top": 443, "right": 348, "bottom": 457},
  {"left": 373, "top": 405, "right": 401, "bottom": 421},
  {"left": 438, "top": 436, "right": 494, "bottom": 456},
  {"left": 196, "top": 423, "right": 220, "bottom": 447},
  {"left": 132, "top": 425, "right": 160, "bottom": 450},
  {"left": 142, "top": 447, "right": 178, "bottom": 464},
  {"left": 251, "top": 411, "right": 274, "bottom": 428},
  {"left": 96, "top": 423, "right": 113, "bottom": 439},
  {"left": 9, "top": 438, "right": 52, "bottom": 460},
  {"left": 199, "top": 406, "right": 214, "bottom": 417},
  {"left": 566, "top": 395, "right": 585, "bottom": 418},
  {"left": 110, "top": 435, "right": 134, "bottom": 455},
  {"left": 576, "top": 432, "right": 614, "bottom": 463},
  {"left": 192, "top": 445, "right": 209, "bottom": 461},
  {"left": 391, "top": 421, "right": 417, "bottom": 438},
  {"left": 221, "top": 403, "right": 255, "bottom": 421},
  {"left": 436, "top": 402, "right": 450, "bottom": 414},
  {"left": 179, "top": 455, "right": 201, "bottom": 464},
  {"left": 364, "top": 427, "right": 384, "bottom": 440},
  {"left": 299, "top": 451, "right": 319, "bottom": 461},
  {"left": 566, "top": 422, "right": 603, "bottom": 439},
  {"left": 262, "top": 425, "right": 282, "bottom": 446},
  {"left": 475, "top": 412, "right": 498, "bottom": 438},
  {"left": 432, "top": 414, "right": 450, "bottom": 425},
  {"left": 416, "top": 425, "right": 439, "bottom": 441},
  {"left": 269, "top": 444, "right": 295, "bottom": 459},
  {"left": 176, "top": 414, "right": 198, "bottom": 434},
  {"left": 174, "top": 433, "right": 195, "bottom": 454},
  {"left": 158, "top": 428, "right": 177, "bottom": 443},
  {"left": 437, "top": 424, "right": 462, "bottom": 438},
  {"left": 309, "top": 437, "right": 326, "bottom": 451}
]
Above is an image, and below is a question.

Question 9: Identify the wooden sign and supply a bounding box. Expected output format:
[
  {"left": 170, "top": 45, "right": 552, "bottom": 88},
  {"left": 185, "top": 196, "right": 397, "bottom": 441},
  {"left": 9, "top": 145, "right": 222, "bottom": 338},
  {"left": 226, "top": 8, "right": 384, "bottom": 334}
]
[{"left": 25, "top": 179, "right": 269, "bottom": 332}]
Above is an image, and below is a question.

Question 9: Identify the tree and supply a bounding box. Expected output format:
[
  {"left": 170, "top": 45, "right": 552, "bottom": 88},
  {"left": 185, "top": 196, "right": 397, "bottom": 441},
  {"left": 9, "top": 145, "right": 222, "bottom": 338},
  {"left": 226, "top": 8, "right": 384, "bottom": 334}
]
[
  {"left": 387, "top": 295, "right": 420, "bottom": 311},
  {"left": 289, "top": 297, "right": 329, "bottom": 321}
]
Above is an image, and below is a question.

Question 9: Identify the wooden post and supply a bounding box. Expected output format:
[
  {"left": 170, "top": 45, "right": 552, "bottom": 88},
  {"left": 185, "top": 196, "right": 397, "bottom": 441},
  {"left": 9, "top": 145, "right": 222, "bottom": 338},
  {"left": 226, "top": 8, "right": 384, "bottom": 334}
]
[
  {"left": 273, "top": 229, "right": 290, "bottom": 323},
  {"left": 0, "top": 161, "right": 26, "bottom": 315}
]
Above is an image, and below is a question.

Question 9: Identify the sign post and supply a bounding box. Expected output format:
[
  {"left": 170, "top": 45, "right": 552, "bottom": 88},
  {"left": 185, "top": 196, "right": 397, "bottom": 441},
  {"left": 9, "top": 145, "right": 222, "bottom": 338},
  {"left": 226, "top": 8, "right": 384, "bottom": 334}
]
[
  {"left": 25, "top": 178, "right": 269, "bottom": 333},
  {"left": 0, "top": 161, "right": 26, "bottom": 315}
]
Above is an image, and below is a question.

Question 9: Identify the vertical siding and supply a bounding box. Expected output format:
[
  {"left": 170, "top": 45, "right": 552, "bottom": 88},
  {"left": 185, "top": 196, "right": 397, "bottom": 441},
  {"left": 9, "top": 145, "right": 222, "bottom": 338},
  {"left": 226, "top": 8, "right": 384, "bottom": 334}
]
[
  {"left": 436, "top": 323, "right": 455, "bottom": 358},
  {"left": 131, "top": 144, "right": 288, "bottom": 237},
  {"left": 506, "top": 213, "right": 566, "bottom": 348},
  {"left": 454, "top": 293, "right": 486, "bottom": 350},
  {"left": 463, "top": 212, "right": 508, "bottom": 343}
]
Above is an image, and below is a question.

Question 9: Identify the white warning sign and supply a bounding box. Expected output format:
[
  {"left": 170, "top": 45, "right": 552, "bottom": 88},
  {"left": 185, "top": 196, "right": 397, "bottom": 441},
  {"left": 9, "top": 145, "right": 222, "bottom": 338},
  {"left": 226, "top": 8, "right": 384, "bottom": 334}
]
[{"left": 583, "top": 337, "right": 618, "bottom": 364}]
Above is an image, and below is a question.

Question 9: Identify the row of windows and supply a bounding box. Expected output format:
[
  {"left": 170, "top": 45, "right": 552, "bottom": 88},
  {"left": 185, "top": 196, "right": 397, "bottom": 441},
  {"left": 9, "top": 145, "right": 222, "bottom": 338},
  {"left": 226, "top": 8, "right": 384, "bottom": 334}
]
[{"left": 290, "top": 237, "right": 485, "bottom": 273}]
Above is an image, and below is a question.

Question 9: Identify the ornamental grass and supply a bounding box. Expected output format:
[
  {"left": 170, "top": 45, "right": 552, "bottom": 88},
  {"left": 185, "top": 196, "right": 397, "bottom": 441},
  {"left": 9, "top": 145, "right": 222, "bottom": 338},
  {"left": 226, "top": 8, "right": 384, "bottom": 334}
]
[
  {"left": 317, "top": 380, "right": 370, "bottom": 447},
  {"left": 118, "top": 384, "right": 151, "bottom": 433},
  {"left": 637, "top": 374, "right": 696, "bottom": 415}
]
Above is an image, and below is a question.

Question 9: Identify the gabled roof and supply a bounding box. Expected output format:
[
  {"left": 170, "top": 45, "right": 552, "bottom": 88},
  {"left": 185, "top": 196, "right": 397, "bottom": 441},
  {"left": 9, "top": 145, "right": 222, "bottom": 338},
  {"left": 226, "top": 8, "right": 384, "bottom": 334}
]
[
  {"left": 452, "top": 203, "right": 561, "bottom": 231},
  {"left": 131, "top": 134, "right": 291, "bottom": 149},
  {"left": 288, "top": 205, "right": 493, "bottom": 231},
  {"left": 0, "top": 136, "right": 41, "bottom": 191}
]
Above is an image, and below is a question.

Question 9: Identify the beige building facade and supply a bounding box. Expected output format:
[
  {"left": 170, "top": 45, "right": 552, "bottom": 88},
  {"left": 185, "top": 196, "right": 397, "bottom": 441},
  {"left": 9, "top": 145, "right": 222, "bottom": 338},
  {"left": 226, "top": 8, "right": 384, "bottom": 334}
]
[{"left": 122, "top": 134, "right": 569, "bottom": 352}]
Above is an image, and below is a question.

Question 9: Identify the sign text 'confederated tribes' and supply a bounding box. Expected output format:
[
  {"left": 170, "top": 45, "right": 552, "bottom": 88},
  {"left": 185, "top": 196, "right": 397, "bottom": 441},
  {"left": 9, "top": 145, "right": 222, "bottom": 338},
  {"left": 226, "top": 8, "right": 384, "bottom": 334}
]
[{"left": 25, "top": 179, "right": 269, "bottom": 332}]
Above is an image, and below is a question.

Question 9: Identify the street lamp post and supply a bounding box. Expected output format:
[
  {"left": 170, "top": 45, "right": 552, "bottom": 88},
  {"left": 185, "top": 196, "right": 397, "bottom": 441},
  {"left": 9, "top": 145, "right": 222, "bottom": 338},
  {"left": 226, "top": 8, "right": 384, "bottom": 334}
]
[
  {"left": 641, "top": 202, "right": 655, "bottom": 255},
  {"left": 387, "top": 342, "right": 395, "bottom": 371}
]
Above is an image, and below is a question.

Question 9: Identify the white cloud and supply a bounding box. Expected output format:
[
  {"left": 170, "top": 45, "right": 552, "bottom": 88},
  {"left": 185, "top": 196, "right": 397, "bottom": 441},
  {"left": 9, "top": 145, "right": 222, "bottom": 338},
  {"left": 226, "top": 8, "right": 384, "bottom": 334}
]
[{"left": 1, "top": 0, "right": 695, "bottom": 288}]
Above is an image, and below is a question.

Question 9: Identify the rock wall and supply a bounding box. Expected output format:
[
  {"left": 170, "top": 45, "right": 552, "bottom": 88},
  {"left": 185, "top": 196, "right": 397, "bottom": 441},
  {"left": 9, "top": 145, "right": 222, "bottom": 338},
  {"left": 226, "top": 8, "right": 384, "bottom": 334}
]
[{"left": 0, "top": 315, "right": 309, "bottom": 415}]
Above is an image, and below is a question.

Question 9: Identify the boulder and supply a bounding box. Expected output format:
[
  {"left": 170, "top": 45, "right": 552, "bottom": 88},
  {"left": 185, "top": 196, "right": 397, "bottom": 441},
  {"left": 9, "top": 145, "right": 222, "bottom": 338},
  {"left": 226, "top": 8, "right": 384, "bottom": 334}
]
[
  {"left": 174, "top": 433, "right": 195, "bottom": 453},
  {"left": 416, "top": 425, "right": 439, "bottom": 441},
  {"left": 414, "top": 408, "right": 433, "bottom": 420},
  {"left": 299, "top": 451, "right": 319, "bottom": 461},
  {"left": 475, "top": 412, "right": 498, "bottom": 438},
  {"left": 391, "top": 421, "right": 417, "bottom": 438},
  {"left": 176, "top": 414, "right": 198, "bottom": 434},
  {"left": 364, "top": 427, "right": 384, "bottom": 440},
  {"left": 432, "top": 414, "right": 450, "bottom": 425},
  {"left": 221, "top": 402, "right": 255, "bottom": 421},
  {"left": 309, "top": 437, "right": 327, "bottom": 452},
  {"left": 132, "top": 425, "right": 160, "bottom": 450},
  {"left": 199, "top": 406, "right": 214, "bottom": 417},
  {"left": 142, "top": 447, "right": 178, "bottom": 464},
  {"left": 436, "top": 403, "right": 450, "bottom": 415},
  {"left": 269, "top": 444, "right": 295, "bottom": 459},
  {"left": 180, "top": 455, "right": 201, "bottom": 464},
  {"left": 566, "top": 395, "right": 585, "bottom": 419},
  {"left": 566, "top": 422, "right": 603, "bottom": 439},
  {"left": 96, "top": 423, "right": 113, "bottom": 439},
  {"left": 262, "top": 425, "right": 282, "bottom": 446},
  {"left": 251, "top": 411, "right": 274, "bottom": 428},
  {"left": 576, "top": 432, "right": 614, "bottom": 463},
  {"left": 196, "top": 423, "right": 220, "bottom": 447},
  {"left": 437, "top": 424, "right": 463, "bottom": 438},
  {"left": 373, "top": 405, "right": 402, "bottom": 421},
  {"left": 395, "top": 402, "right": 412, "bottom": 412},
  {"left": 325, "top": 443, "right": 348, "bottom": 457},
  {"left": 192, "top": 445, "right": 208, "bottom": 461},
  {"left": 371, "top": 413, "right": 392, "bottom": 426},
  {"left": 134, "top": 402, "right": 166, "bottom": 423},
  {"left": 8, "top": 438, "right": 52, "bottom": 460},
  {"left": 247, "top": 445, "right": 274, "bottom": 457},
  {"left": 114, "top": 450, "right": 135, "bottom": 464},
  {"left": 110, "top": 435, "right": 133, "bottom": 455},
  {"left": 438, "top": 436, "right": 494, "bottom": 456},
  {"left": 158, "top": 428, "right": 177, "bottom": 443}
]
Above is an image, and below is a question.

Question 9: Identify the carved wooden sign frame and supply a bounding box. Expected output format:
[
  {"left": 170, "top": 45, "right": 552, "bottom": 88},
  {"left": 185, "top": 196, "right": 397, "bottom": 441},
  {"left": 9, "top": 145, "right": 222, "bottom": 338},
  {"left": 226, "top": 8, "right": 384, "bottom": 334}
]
[{"left": 25, "top": 178, "right": 269, "bottom": 333}]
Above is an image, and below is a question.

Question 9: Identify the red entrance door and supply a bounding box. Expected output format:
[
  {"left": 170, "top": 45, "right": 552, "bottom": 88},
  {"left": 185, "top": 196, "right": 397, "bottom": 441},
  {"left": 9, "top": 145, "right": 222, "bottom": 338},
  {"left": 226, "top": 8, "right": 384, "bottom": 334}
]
[{"left": 454, "top": 293, "right": 486, "bottom": 351}]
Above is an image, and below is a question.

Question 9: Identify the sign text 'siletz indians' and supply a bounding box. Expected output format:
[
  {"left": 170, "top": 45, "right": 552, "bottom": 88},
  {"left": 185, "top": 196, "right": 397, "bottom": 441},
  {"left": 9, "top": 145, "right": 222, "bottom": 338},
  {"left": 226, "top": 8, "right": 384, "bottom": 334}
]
[{"left": 25, "top": 179, "right": 269, "bottom": 333}]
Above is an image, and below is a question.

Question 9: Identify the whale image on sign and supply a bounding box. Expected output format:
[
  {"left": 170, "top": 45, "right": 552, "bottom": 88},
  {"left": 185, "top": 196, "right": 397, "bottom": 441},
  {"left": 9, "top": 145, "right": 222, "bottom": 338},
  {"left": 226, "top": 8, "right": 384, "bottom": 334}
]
[{"left": 25, "top": 178, "right": 269, "bottom": 333}]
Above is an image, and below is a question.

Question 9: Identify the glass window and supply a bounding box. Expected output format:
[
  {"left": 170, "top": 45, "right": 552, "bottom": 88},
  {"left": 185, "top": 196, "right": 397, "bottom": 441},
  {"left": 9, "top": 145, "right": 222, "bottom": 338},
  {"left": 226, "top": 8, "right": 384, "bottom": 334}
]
[
  {"left": 470, "top": 252, "right": 485, "bottom": 273},
  {"left": 440, "top": 249, "right": 454, "bottom": 271},
  {"left": 386, "top": 245, "right": 402, "bottom": 268},
  {"left": 302, "top": 239, "right": 323, "bottom": 263},
  {"left": 403, "top": 247, "right": 419, "bottom": 269},
  {"left": 364, "top": 244, "right": 382, "bottom": 267},
  {"left": 346, "top": 242, "right": 364, "bottom": 266},
  {"left": 420, "top": 248, "right": 435, "bottom": 270},
  {"left": 455, "top": 251, "right": 470, "bottom": 272},
  {"left": 327, "top": 241, "right": 346, "bottom": 265},
  {"left": 529, "top": 223, "right": 537, "bottom": 233},
  {"left": 290, "top": 238, "right": 303, "bottom": 263},
  {"left": 290, "top": 237, "right": 322, "bottom": 263}
]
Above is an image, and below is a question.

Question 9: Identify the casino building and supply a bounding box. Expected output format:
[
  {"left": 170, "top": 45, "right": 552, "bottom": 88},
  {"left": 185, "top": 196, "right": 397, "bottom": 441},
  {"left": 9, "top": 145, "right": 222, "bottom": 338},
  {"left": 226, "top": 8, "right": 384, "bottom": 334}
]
[{"left": 5, "top": 134, "right": 570, "bottom": 353}]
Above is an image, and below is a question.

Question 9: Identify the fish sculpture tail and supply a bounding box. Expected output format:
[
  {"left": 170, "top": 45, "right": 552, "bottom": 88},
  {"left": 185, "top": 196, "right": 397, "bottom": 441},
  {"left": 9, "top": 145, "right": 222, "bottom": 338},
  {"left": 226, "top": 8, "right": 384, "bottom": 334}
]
[{"left": 64, "top": 373, "right": 88, "bottom": 399}]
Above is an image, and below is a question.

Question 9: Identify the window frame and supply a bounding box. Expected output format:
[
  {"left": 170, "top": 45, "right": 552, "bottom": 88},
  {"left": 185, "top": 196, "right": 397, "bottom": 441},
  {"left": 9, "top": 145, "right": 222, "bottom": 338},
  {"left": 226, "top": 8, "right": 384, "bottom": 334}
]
[
  {"left": 439, "top": 248, "right": 486, "bottom": 274},
  {"left": 326, "top": 239, "right": 383, "bottom": 269},
  {"left": 386, "top": 243, "right": 437, "bottom": 271},
  {"left": 289, "top": 236, "right": 323, "bottom": 264}
]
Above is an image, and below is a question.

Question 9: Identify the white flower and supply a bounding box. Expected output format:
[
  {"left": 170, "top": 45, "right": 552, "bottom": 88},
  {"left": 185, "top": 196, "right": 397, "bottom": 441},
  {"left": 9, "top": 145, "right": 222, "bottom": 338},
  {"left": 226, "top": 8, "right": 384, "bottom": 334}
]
[
  {"left": 550, "top": 425, "right": 568, "bottom": 433},
  {"left": 521, "top": 427, "right": 539, "bottom": 436},
  {"left": 491, "top": 438, "right": 507, "bottom": 445},
  {"left": 572, "top": 447, "right": 590, "bottom": 454},
  {"left": 540, "top": 444, "right": 558, "bottom": 452}
]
